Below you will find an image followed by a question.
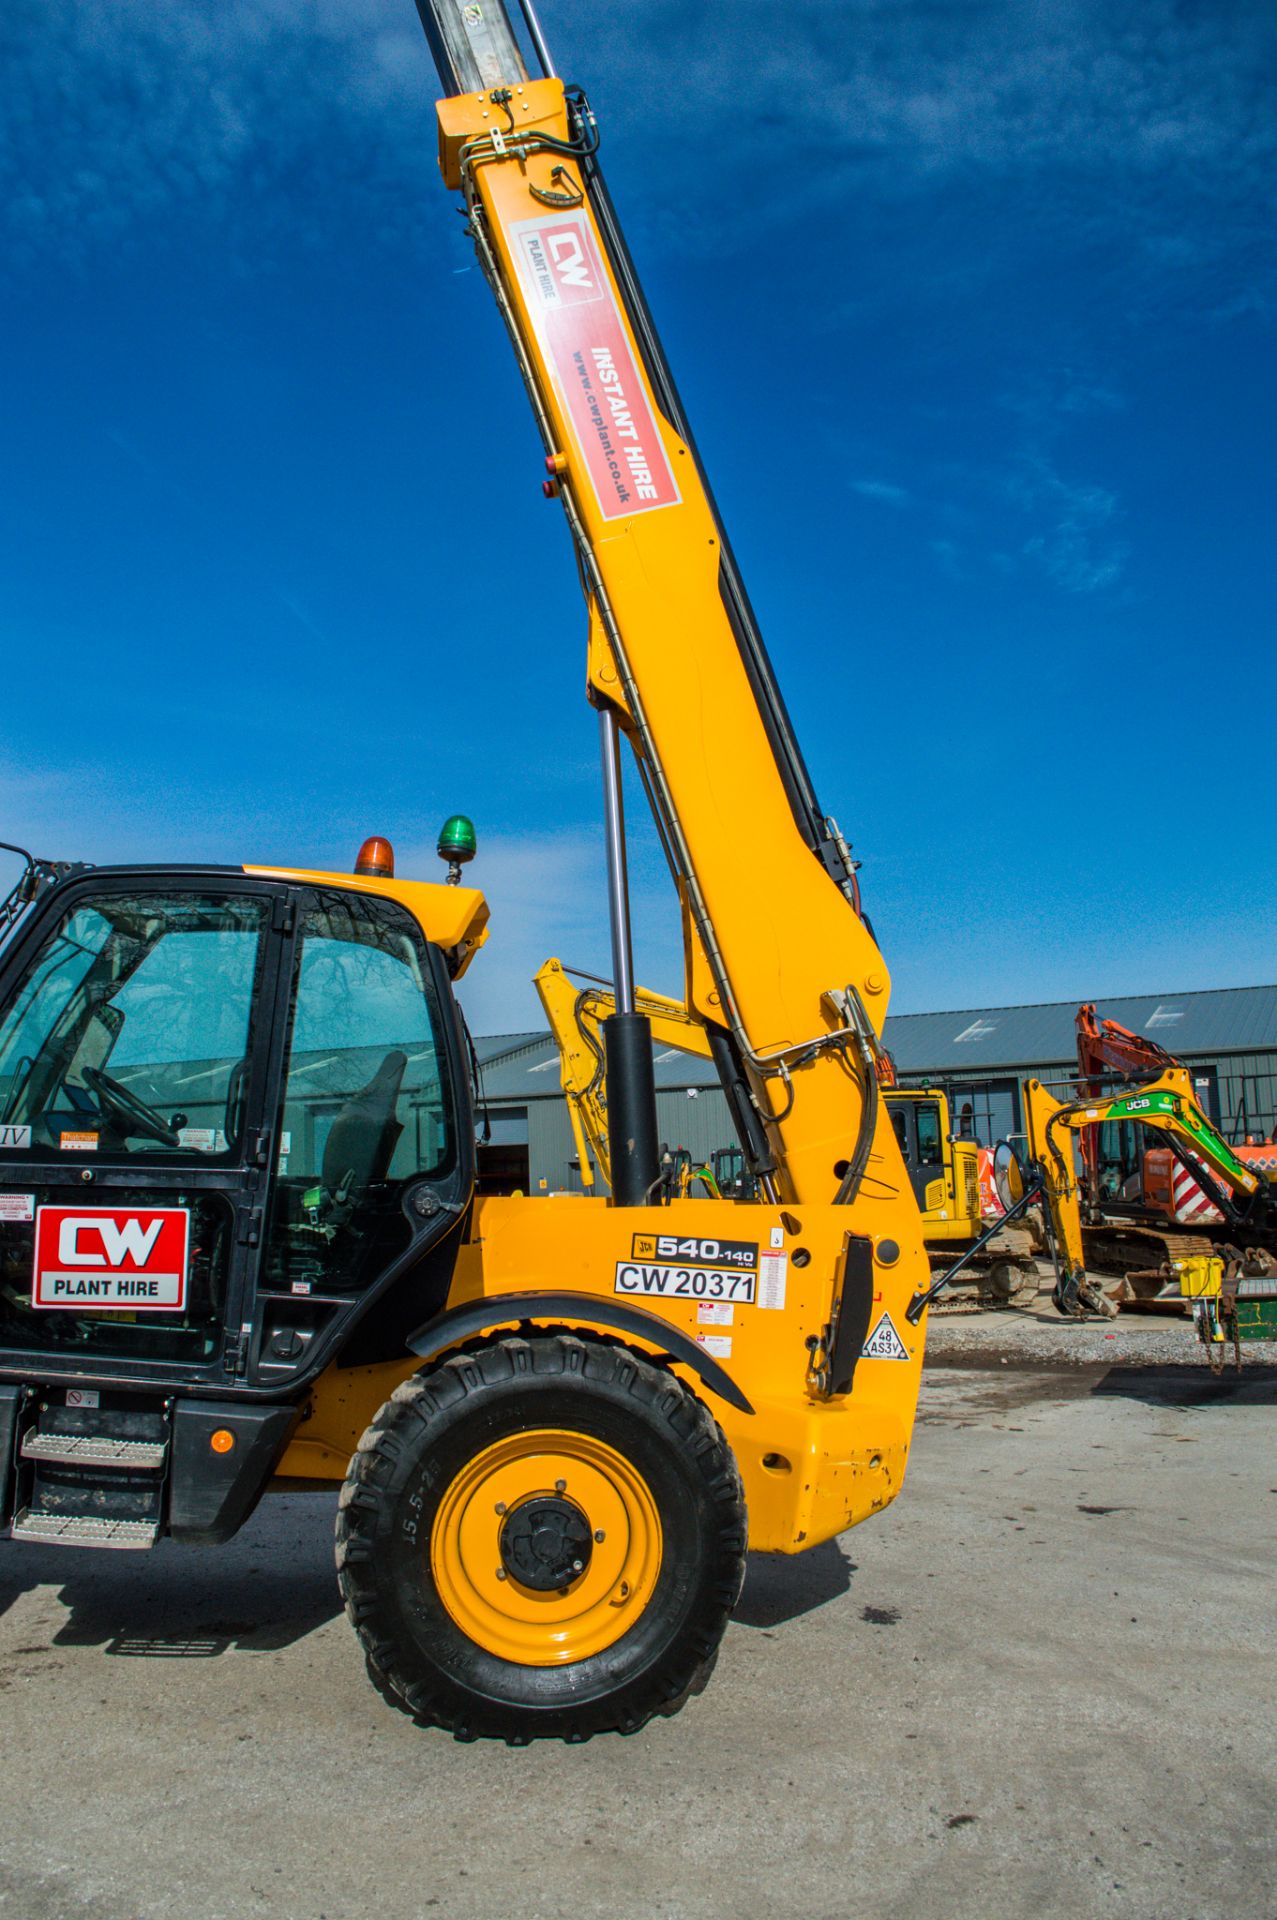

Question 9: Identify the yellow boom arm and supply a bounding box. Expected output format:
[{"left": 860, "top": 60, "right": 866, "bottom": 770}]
[
  {"left": 436, "top": 73, "right": 909, "bottom": 1217},
  {"left": 534, "top": 957, "right": 713, "bottom": 1190},
  {"left": 1023, "top": 1068, "right": 1262, "bottom": 1310}
]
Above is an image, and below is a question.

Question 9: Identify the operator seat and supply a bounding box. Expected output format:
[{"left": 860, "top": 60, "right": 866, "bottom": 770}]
[{"left": 322, "top": 1050, "right": 407, "bottom": 1210}]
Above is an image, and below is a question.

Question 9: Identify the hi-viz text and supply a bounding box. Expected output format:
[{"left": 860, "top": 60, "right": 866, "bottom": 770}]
[{"left": 509, "top": 208, "right": 681, "bottom": 521}]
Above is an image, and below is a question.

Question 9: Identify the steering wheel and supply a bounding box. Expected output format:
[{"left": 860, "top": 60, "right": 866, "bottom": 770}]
[{"left": 82, "top": 1066, "right": 181, "bottom": 1147}]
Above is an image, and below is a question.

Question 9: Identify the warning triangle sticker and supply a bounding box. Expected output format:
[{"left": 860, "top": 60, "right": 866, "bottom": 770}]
[{"left": 861, "top": 1312, "right": 909, "bottom": 1361}]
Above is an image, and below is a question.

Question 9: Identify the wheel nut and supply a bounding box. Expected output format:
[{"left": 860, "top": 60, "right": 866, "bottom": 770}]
[
  {"left": 495, "top": 1568, "right": 507, "bottom": 1581},
  {"left": 571, "top": 1559, "right": 583, "bottom": 1572},
  {"left": 594, "top": 1529, "right": 605, "bottom": 1543},
  {"left": 494, "top": 1501, "right": 506, "bottom": 1515},
  {"left": 554, "top": 1478, "right": 567, "bottom": 1493}
]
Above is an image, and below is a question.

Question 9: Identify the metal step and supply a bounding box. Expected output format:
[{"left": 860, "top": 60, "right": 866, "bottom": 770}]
[
  {"left": 11, "top": 1508, "right": 159, "bottom": 1549},
  {"left": 21, "top": 1431, "right": 167, "bottom": 1470}
]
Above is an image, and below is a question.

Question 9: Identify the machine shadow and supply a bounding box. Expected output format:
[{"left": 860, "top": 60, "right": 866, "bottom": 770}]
[
  {"left": 0, "top": 1491, "right": 343, "bottom": 1655},
  {"left": 1090, "top": 1362, "right": 1277, "bottom": 1409},
  {"left": 732, "top": 1538, "right": 855, "bottom": 1629}
]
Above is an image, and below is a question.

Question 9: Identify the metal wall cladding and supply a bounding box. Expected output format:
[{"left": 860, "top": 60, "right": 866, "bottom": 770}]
[
  {"left": 1215, "top": 1053, "right": 1277, "bottom": 1139},
  {"left": 500, "top": 1044, "right": 1277, "bottom": 1193},
  {"left": 522, "top": 1086, "right": 741, "bottom": 1195}
]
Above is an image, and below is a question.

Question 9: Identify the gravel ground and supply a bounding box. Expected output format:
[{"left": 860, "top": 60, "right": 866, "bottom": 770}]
[
  {"left": 0, "top": 1349, "right": 1274, "bottom": 1920},
  {"left": 928, "top": 1261, "right": 1277, "bottom": 1368}
]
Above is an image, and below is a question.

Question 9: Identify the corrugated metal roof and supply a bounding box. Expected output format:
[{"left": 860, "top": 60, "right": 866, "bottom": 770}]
[
  {"left": 475, "top": 984, "right": 1277, "bottom": 1099},
  {"left": 881, "top": 984, "right": 1277, "bottom": 1073},
  {"left": 472, "top": 1030, "right": 545, "bottom": 1066}
]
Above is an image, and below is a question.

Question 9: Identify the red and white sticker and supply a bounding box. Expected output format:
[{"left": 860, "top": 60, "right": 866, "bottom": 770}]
[
  {"left": 695, "top": 1332, "right": 732, "bottom": 1360},
  {"left": 508, "top": 209, "right": 681, "bottom": 522},
  {"left": 32, "top": 1206, "right": 190, "bottom": 1311},
  {"left": 59, "top": 1131, "right": 98, "bottom": 1153}
]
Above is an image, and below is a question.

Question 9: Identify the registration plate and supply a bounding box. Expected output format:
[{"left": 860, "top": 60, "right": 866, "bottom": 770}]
[{"left": 615, "top": 1260, "right": 756, "bottom": 1304}]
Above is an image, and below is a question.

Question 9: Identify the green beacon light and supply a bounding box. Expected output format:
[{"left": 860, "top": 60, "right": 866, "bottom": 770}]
[{"left": 437, "top": 814, "right": 477, "bottom": 886}]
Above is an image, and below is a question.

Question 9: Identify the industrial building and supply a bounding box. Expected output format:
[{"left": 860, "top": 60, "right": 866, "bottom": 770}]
[{"left": 475, "top": 984, "right": 1277, "bottom": 1194}]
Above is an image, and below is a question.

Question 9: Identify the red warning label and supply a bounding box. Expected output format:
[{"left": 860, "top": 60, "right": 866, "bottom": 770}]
[{"left": 508, "top": 209, "right": 681, "bottom": 522}]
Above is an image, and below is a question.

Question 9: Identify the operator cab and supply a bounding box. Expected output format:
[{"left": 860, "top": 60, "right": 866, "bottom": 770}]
[{"left": 0, "top": 848, "right": 483, "bottom": 1395}]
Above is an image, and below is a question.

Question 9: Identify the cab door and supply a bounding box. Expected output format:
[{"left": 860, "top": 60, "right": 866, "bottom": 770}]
[
  {"left": 248, "top": 885, "right": 473, "bottom": 1389},
  {"left": 0, "top": 873, "right": 293, "bottom": 1389}
]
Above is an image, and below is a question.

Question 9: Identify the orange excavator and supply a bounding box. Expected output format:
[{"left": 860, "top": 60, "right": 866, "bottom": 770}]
[{"left": 1072, "top": 1003, "right": 1277, "bottom": 1300}]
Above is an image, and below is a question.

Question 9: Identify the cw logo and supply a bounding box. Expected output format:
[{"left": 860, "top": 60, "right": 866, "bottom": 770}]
[
  {"left": 547, "top": 230, "right": 593, "bottom": 291},
  {"left": 58, "top": 1216, "right": 163, "bottom": 1267}
]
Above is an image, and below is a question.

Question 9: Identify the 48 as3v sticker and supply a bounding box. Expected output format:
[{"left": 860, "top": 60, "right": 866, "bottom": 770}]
[{"left": 615, "top": 1260, "right": 756, "bottom": 1303}]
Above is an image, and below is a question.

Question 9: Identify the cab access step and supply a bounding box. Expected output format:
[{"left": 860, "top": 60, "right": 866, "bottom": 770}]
[
  {"left": 0, "top": 1386, "right": 299, "bottom": 1551},
  {"left": 12, "top": 1394, "right": 169, "bottom": 1548}
]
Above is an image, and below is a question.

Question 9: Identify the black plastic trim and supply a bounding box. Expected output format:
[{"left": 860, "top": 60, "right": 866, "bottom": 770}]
[
  {"left": 407, "top": 1291, "right": 754, "bottom": 1414},
  {"left": 168, "top": 1401, "right": 298, "bottom": 1544},
  {"left": 0, "top": 1385, "right": 22, "bottom": 1528},
  {"left": 826, "top": 1236, "right": 875, "bottom": 1397}
]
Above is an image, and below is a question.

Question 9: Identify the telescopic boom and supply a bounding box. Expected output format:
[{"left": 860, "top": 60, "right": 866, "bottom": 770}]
[{"left": 412, "top": 0, "right": 903, "bottom": 1216}]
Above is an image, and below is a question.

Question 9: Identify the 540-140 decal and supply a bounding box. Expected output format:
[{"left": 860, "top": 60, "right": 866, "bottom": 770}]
[{"left": 618, "top": 1232, "right": 762, "bottom": 1303}]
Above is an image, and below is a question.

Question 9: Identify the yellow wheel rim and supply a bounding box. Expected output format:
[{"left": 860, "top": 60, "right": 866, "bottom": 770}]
[{"left": 430, "top": 1428, "right": 663, "bottom": 1666}]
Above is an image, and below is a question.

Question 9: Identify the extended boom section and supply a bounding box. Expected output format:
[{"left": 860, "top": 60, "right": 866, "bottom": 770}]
[{"left": 420, "top": 11, "right": 908, "bottom": 1223}]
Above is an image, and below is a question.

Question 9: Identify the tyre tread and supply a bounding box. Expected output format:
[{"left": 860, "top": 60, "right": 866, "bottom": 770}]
[{"left": 335, "top": 1332, "right": 745, "bottom": 1742}]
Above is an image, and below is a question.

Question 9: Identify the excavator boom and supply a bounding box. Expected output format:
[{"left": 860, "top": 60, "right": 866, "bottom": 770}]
[{"left": 1023, "top": 1068, "right": 1273, "bottom": 1318}]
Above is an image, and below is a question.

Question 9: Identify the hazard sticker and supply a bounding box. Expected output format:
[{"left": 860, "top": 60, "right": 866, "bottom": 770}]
[
  {"left": 861, "top": 1312, "right": 909, "bottom": 1361},
  {"left": 696, "top": 1300, "right": 733, "bottom": 1326},
  {"left": 0, "top": 1194, "right": 34, "bottom": 1223}
]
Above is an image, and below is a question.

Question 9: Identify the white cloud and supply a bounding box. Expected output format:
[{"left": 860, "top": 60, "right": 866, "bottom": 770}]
[
  {"left": 851, "top": 478, "right": 910, "bottom": 507},
  {"left": 5, "top": 0, "right": 1273, "bottom": 307},
  {"left": 439, "top": 816, "right": 682, "bottom": 1036}
]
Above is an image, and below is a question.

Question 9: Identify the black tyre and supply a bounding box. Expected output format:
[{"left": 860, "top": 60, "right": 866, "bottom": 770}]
[{"left": 335, "top": 1332, "right": 747, "bottom": 1742}]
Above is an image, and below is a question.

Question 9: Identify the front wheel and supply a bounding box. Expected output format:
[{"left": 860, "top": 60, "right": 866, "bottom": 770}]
[{"left": 335, "top": 1333, "right": 747, "bottom": 1742}]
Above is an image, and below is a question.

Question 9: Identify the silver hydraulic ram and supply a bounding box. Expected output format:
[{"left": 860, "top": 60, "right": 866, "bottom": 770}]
[{"left": 413, "top": 0, "right": 553, "bottom": 94}]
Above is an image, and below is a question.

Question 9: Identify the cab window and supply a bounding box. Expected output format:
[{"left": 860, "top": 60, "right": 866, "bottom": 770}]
[
  {"left": 0, "top": 892, "right": 267, "bottom": 1155},
  {"left": 265, "top": 892, "right": 453, "bottom": 1294},
  {"left": 914, "top": 1101, "right": 944, "bottom": 1166}
]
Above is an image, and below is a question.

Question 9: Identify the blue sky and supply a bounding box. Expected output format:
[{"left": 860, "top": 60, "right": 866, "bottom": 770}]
[{"left": 3, "top": 0, "right": 1274, "bottom": 1035}]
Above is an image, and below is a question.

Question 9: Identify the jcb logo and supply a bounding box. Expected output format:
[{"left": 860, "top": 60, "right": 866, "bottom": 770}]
[{"left": 33, "top": 1205, "right": 189, "bottom": 1311}]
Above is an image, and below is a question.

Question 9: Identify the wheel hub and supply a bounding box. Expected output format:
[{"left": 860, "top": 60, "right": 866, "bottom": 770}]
[{"left": 499, "top": 1495, "right": 593, "bottom": 1591}]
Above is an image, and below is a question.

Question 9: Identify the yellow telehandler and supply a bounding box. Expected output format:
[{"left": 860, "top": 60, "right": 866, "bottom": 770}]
[{"left": 0, "top": 1, "right": 934, "bottom": 1740}]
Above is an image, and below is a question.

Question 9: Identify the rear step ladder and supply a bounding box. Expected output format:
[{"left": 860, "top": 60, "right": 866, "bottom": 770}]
[{"left": 11, "top": 1397, "right": 170, "bottom": 1549}]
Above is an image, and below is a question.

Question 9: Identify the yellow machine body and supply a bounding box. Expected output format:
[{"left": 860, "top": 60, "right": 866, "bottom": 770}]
[{"left": 279, "top": 1188, "right": 922, "bottom": 1554}]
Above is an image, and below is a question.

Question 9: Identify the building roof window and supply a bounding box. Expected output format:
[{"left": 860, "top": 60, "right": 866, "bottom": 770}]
[{"left": 952, "top": 1019, "right": 998, "bottom": 1045}]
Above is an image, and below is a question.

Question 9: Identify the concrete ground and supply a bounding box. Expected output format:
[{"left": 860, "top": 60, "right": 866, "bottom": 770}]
[{"left": 1, "top": 1330, "right": 1274, "bottom": 1919}]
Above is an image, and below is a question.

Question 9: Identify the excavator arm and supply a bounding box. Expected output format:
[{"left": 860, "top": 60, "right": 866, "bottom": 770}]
[
  {"left": 533, "top": 957, "right": 713, "bottom": 1191},
  {"left": 1074, "top": 1003, "right": 1176, "bottom": 1202},
  {"left": 1023, "top": 1069, "right": 1266, "bottom": 1316}
]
